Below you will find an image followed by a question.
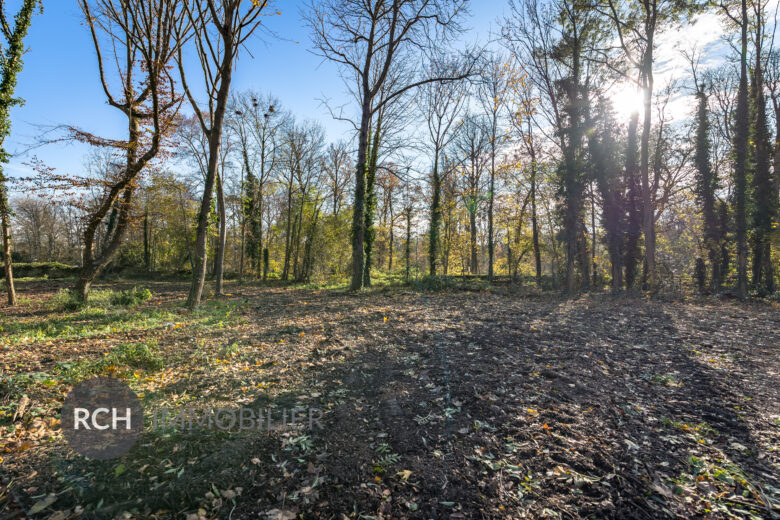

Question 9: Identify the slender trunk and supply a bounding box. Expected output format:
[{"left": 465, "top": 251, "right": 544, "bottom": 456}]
[
  {"left": 238, "top": 165, "right": 245, "bottom": 283},
  {"left": 76, "top": 109, "right": 142, "bottom": 301},
  {"left": 282, "top": 175, "right": 293, "bottom": 280},
  {"left": 293, "top": 192, "right": 306, "bottom": 281},
  {"left": 187, "top": 70, "right": 232, "bottom": 308},
  {"left": 388, "top": 207, "right": 394, "bottom": 271},
  {"left": 640, "top": 48, "right": 655, "bottom": 290},
  {"left": 590, "top": 184, "right": 597, "bottom": 287},
  {"left": 215, "top": 171, "right": 226, "bottom": 296},
  {"left": 0, "top": 0, "right": 37, "bottom": 306},
  {"left": 530, "top": 157, "right": 541, "bottom": 287},
  {"left": 0, "top": 182, "right": 16, "bottom": 305},
  {"left": 487, "top": 140, "right": 495, "bottom": 281},
  {"left": 405, "top": 208, "right": 412, "bottom": 281},
  {"left": 734, "top": 0, "right": 749, "bottom": 298},
  {"left": 469, "top": 211, "right": 478, "bottom": 275},
  {"left": 429, "top": 152, "right": 441, "bottom": 276},
  {"left": 143, "top": 208, "right": 151, "bottom": 273}
]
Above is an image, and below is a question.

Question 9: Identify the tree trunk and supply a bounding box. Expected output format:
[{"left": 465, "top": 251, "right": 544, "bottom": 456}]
[
  {"left": 405, "top": 209, "right": 412, "bottom": 281},
  {"left": 76, "top": 111, "right": 143, "bottom": 302},
  {"left": 530, "top": 157, "right": 541, "bottom": 287},
  {"left": 487, "top": 141, "right": 495, "bottom": 281},
  {"left": 187, "top": 71, "right": 232, "bottom": 308},
  {"left": 350, "top": 100, "right": 371, "bottom": 290},
  {"left": 734, "top": 0, "right": 749, "bottom": 299},
  {"left": 469, "top": 211, "right": 478, "bottom": 275},
  {"left": 214, "top": 171, "right": 226, "bottom": 296},
  {"left": 76, "top": 186, "right": 134, "bottom": 301},
  {"left": 0, "top": 182, "right": 16, "bottom": 306},
  {"left": 640, "top": 43, "right": 655, "bottom": 291},
  {"left": 364, "top": 115, "right": 381, "bottom": 287},
  {"left": 429, "top": 152, "right": 441, "bottom": 276},
  {"left": 388, "top": 206, "right": 394, "bottom": 271},
  {"left": 282, "top": 175, "right": 294, "bottom": 281},
  {"left": 143, "top": 208, "right": 151, "bottom": 273}
]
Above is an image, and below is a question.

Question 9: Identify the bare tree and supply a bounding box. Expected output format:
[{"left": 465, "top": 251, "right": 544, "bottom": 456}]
[
  {"left": 418, "top": 56, "right": 467, "bottom": 276},
  {"left": 177, "top": 0, "right": 270, "bottom": 309},
  {"left": 323, "top": 141, "right": 352, "bottom": 216},
  {"left": 475, "top": 52, "right": 514, "bottom": 281},
  {"left": 70, "top": 0, "right": 186, "bottom": 301},
  {"left": 305, "top": 0, "right": 471, "bottom": 290},
  {"left": 453, "top": 114, "right": 490, "bottom": 275}
]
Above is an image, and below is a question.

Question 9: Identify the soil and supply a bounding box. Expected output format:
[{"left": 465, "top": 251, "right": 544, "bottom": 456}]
[{"left": 1, "top": 282, "right": 778, "bottom": 519}]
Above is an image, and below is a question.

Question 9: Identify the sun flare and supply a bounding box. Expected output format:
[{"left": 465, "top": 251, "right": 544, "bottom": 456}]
[{"left": 609, "top": 84, "right": 645, "bottom": 121}]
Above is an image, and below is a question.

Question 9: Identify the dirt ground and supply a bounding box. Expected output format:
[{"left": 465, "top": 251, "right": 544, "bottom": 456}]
[{"left": 1, "top": 281, "right": 779, "bottom": 519}]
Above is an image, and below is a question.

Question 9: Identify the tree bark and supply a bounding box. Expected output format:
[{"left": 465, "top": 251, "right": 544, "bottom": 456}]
[
  {"left": 350, "top": 101, "right": 371, "bottom": 290},
  {"left": 0, "top": 181, "right": 16, "bottom": 305},
  {"left": 469, "top": 211, "right": 478, "bottom": 275},
  {"left": 187, "top": 61, "right": 233, "bottom": 308},
  {"left": 487, "top": 140, "right": 495, "bottom": 281},
  {"left": 429, "top": 152, "right": 441, "bottom": 276},
  {"left": 640, "top": 38, "right": 656, "bottom": 291},
  {"left": 214, "top": 171, "right": 226, "bottom": 296}
]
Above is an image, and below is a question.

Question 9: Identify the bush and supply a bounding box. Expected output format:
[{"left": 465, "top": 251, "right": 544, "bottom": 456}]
[
  {"left": 110, "top": 286, "right": 153, "bottom": 307},
  {"left": 50, "top": 288, "right": 85, "bottom": 312},
  {"left": 109, "top": 341, "right": 165, "bottom": 371},
  {"left": 2, "top": 262, "right": 79, "bottom": 279},
  {"left": 49, "top": 286, "right": 152, "bottom": 311}
]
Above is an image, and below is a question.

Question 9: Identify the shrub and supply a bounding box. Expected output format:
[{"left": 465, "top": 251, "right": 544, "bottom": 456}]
[
  {"left": 50, "top": 288, "right": 85, "bottom": 312},
  {"left": 110, "top": 286, "right": 153, "bottom": 307},
  {"left": 109, "top": 341, "right": 165, "bottom": 371}
]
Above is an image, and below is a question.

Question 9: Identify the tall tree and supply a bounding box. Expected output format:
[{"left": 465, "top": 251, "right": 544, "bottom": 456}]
[
  {"left": 476, "top": 53, "right": 513, "bottom": 281},
  {"left": 72, "top": 0, "right": 185, "bottom": 302},
  {"left": 602, "top": 0, "right": 701, "bottom": 290},
  {"left": 721, "top": 0, "right": 750, "bottom": 298},
  {"left": 177, "top": 0, "right": 269, "bottom": 309},
  {"left": 504, "top": 0, "right": 599, "bottom": 293},
  {"left": 454, "top": 114, "right": 489, "bottom": 275},
  {"left": 306, "top": 0, "right": 470, "bottom": 290},
  {"left": 624, "top": 110, "right": 642, "bottom": 289},
  {"left": 323, "top": 141, "right": 352, "bottom": 217},
  {"left": 0, "top": 0, "right": 39, "bottom": 306},
  {"left": 748, "top": 0, "right": 775, "bottom": 295},
  {"left": 589, "top": 97, "right": 625, "bottom": 291},
  {"left": 693, "top": 83, "right": 721, "bottom": 290},
  {"left": 228, "top": 92, "right": 282, "bottom": 278},
  {"left": 419, "top": 56, "right": 466, "bottom": 276}
]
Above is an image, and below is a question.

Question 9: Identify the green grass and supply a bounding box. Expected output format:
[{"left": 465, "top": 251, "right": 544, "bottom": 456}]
[
  {"left": 0, "top": 306, "right": 179, "bottom": 344},
  {"left": 0, "top": 292, "right": 246, "bottom": 346},
  {"left": 55, "top": 340, "right": 165, "bottom": 381},
  {"left": 50, "top": 286, "right": 152, "bottom": 312}
]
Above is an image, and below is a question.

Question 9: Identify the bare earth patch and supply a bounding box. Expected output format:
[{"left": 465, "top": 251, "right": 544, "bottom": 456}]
[{"left": 1, "top": 282, "right": 779, "bottom": 519}]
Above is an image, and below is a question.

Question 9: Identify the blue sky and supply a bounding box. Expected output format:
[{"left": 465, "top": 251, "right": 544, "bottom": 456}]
[{"left": 5, "top": 0, "right": 506, "bottom": 185}]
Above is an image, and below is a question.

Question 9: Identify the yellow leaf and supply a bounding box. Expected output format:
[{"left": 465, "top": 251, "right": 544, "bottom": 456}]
[
  {"left": 396, "top": 469, "right": 412, "bottom": 481},
  {"left": 527, "top": 408, "right": 538, "bottom": 415}
]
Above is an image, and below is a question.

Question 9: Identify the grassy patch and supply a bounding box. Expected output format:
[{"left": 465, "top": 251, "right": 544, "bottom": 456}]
[
  {"left": 110, "top": 286, "right": 153, "bottom": 306},
  {"left": 49, "top": 286, "right": 153, "bottom": 312},
  {"left": 56, "top": 340, "right": 165, "bottom": 381},
  {"left": 411, "top": 275, "right": 492, "bottom": 292}
]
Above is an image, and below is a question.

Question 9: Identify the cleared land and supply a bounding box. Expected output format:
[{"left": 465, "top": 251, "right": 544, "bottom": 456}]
[{"left": 1, "top": 280, "right": 779, "bottom": 519}]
